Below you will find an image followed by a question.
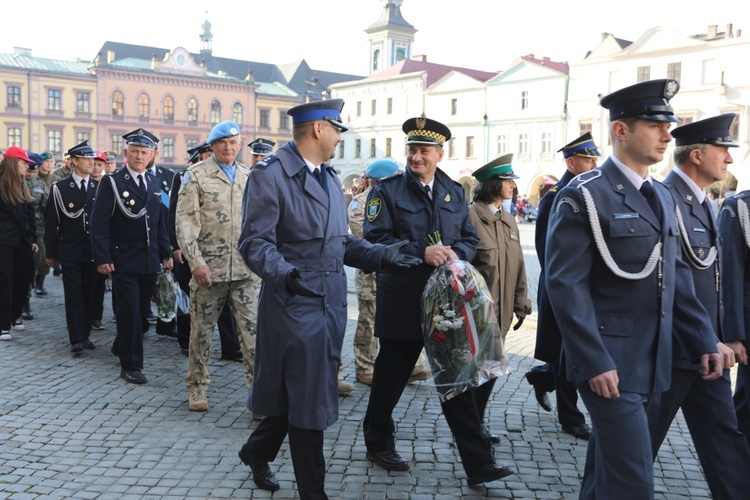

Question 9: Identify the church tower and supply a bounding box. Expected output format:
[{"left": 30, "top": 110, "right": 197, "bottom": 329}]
[
  {"left": 199, "top": 17, "right": 213, "bottom": 58},
  {"left": 365, "top": 0, "right": 417, "bottom": 75}
]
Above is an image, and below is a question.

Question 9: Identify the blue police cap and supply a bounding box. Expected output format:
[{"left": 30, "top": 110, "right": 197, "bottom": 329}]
[
  {"left": 27, "top": 152, "right": 43, "bottom": 170},
  {"left": 472, "top": 153, "right": 519, "bottom": 181},
  {"left": 287, "top": 98, "right": 349, "bottom": 132},
  {"left": 558, "top": 132, "right": 601, "bottom": 158},
  {"left": 600, "top": 79, "right": 680, "bottom": 123},
  {"left": 187, "top": 141, "right": 212, "bottom": 165},
  {"left": 365, "top": 159, "right": 399, "bottom": 180},
  {"left": 248, "top": 138, "right": 275, "bottom": 155},
  {"left": 403, "top": 117, "right": 451, "bottom": 146},
  {"left": 671, "top": 113, "right": 738, "bottom": 148},
  {"left": 123, "top": 128, "right": 159, "bottom": 149},
  {"left": 207, "top": 121, "right": 241, "bottom": 144},
  {"left": 66, "top": 140, "right": 96, "bottom": 158}
]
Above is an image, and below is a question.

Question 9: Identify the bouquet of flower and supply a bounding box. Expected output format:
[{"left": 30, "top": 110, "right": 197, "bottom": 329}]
[
  {"left": 421, "top": 249, "right": 508, "bottom": 402},
  {"left": 155, "top": 270, "right": 188, "bottom": 321}
]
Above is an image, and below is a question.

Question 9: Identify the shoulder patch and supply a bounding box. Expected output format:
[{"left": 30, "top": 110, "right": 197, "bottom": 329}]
[
  {"left": 253, "top": 154, "right": 279, "bottom": 171},
  {"left": 182, "top": 172, "right": 191, "bottom": 185},
  {"left": 349, "top": 200, "right": 359, "bottom": 211},
  {"left": 555, "top": 196, "right": 580, "bottom": 213},
  {"left": 366, "top": 198, "right": 382, "bottom": 222}
]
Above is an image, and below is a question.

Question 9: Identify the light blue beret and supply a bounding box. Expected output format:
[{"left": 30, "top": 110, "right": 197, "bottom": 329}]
[
  {"left": 207, "top": 121, "right": 241, "bottom": 144},
  {"left": 365, "top": 159, "right": 399, "bottom": 179}
]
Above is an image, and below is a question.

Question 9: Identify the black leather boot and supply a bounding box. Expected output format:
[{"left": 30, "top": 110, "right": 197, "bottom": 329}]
[{"left": 22, "top": 298, "right": 33, "bottom": 320}]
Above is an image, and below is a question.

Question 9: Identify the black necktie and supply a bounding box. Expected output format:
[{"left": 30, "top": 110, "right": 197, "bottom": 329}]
[
  {"left": 639, "top": 182, "right": 662, "bottom": 221},
  {"left": 80, "top": 179, "right": 86, "bottom": 193},
  {"left": 702, "top": 199, "right": 714, "bottom": 221},
  {"left": 313, "top": 167, "right": 328, "bottom": 195},
  {"left": 424, "top": 184, "right": 432, "bottom": 199},
  {"left": 137, "top": 174, "right": 147, "bottom": 198}
]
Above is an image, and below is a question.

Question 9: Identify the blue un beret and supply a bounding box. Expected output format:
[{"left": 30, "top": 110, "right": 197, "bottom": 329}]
[
  {"left": 671, "top": 113, "right": 738, "bottom": 148},
  {"left": 287, "top": 98, "right": 348, "bottom": 132},
  {"left": 557, "top": 132, "right": 602, "bottom": 159},
  {"left": 207, "top": 121, "right": 241, "bottom": 144},
  {"left": 600, "top": 79, "right": 680, "bottom": 123},
  {"left": 123, "top": 128, "right": 159, "bottom": 149},
  {"left": 365, "top": 159, "right": 399, "bottom": 179},
  {"left": 66, "top": 140, "right": 96, "bottom": 158}
]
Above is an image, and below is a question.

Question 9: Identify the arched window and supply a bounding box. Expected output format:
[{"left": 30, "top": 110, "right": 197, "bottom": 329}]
[
  {"left": 163, "top": 95, "right": 174, "bottom": 122},
  {"left": 112, "top": 90, "right": 124, "bottom": 118},
  {"left": 187, "top": 98, "right": 198, "bottom": 124},
  {"left": 138, "top": 93, "right": 150, "bottom": 121},
  {"left": 373, "top": 49, "right": 381, "bottom": 71},
  {"left": 210, "top": 100, "right": 221, "bottom": 125},
  {"left": 395, "top": 47, "right": 406, "bottom": 62},
  {"left": 233, "top": 103, "right": 243, "bottom": 125}
]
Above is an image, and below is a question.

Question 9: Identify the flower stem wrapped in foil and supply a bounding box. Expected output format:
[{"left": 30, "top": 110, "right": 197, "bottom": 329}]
[
  {"left": 155, "top": 270, "right": 188, "bottom": 322},
  {"left": 421, "top": 259, "right": 508, "bottom": 402}
]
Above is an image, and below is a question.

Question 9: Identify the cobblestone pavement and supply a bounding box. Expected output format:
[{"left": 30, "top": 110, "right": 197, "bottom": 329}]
[{"left": 0, "top": 228, "right": 715, "bottom": 499}]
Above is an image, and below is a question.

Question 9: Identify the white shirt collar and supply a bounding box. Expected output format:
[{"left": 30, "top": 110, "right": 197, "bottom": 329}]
[
  {"left": 487, "top": 203, "right": 499, "bottom": 215},
  {"left": 611, "top": 155, "right": 653, "bottom": 189},
  {"left": 303, "top": 157, "right": 321, "bottom": 173},
  {"left": 71, "top": 172, "right": 89, "bottom": 187},
  {"left": 126, "top": 165, "right": 146, "bottom": 181},
  {"left": 672, "top": 166, "right": 706, "bottom": 203}
]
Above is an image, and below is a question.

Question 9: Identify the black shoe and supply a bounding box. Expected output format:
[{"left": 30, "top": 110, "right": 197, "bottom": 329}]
[
  {"left": 53, "top": 267, "right": 63, "bottom": 276},
  {"left": 82, "top": 339, "right": 95, "bottom": 350},
  {"left": 221, "top": 349, "right": 244, "bottom": 362},
  {"left": 366, "top": 449, "right": 410, "bottom": 471},
  {"left": 467, "top": 463, "right": 514, "bottom": 486},
  {"left": 562, "top": 423, "right": 592, "bottom": 440},
  {"left": 91, "top": 320, "right": 106, "bottom": 331},
  {"left": 120, "top": 369, "right": 147, "bottom": 384},
  {"left": 525, "top": 371, "right": 552, "bottom": 412},
  {"left": 71, "top": 343, "right": 84, "bottom": 353},
  {"left": 238, "top": 443, "right": 280, "bottom": 492},
  {"left": 34, "top": 287, "right": 47, "bottom": 296},
  {"left": 157, "top": 329, "right": 178, "bottom": 338},
  {"left": 181, "top": 347, "right": 189, "bottom": 357},
  {"left": 483, "top": 426, "right": 501, "bottom": 444},
  {"left": 21, "top": 311, "right": 33, "bottom": 320}
]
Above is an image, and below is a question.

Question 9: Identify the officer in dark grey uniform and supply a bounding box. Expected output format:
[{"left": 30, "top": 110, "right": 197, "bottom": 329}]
[
  {"left": 546, "top": 80, "right": 722, "bottom": 499},
  {"left": 649, "top": 113, "right": 750, "bottom": 499}
]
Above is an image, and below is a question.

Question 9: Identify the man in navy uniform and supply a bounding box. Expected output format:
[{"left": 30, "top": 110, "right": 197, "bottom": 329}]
[
  {"left": 91, "top": 128, "right": 173, "bottom": 384},
  {"left": 238, "top": 98, "right": 420, "bottom": 498},
  {"left": 649, "top": 113, "right": 750, "bottom": 499},
  {"left": 526, "top": 132, "right": 599, "bottom": 440},
  {"left": 545, "top": 80, "right": 723, "bottom": 499},
  {"left": 45, "top": 141, "right": 99, "bottom": 353},
  {"left": 363, "top": 117, "right": 513, "bottom": 486},
  {"left": 248, "top": 138, "right": 275, "bottom": 167}
]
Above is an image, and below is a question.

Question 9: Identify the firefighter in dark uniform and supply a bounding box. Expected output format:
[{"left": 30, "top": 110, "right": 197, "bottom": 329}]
[
  {"left": 649, "top": 113, "right": 750, "bottom": 499},
  {"left": 91, "top": 128, "right": 172, "bottom": 384},
  {"left": 248, "top": 138, "right": 275, "bottom": 167},
  {"left": 362, "top": 117, "right": 513, "bottom": 486},
  {"left": 169, "top": 142, "right": 243, "bottom": 360},
  {"left": 45, "top": 141, "right": 99, "bottom": 353},
  {"left": 526, "top": 132, "right": 599, "bottom": 440}
]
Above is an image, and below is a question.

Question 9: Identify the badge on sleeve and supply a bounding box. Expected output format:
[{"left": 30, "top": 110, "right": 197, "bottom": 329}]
[
  {"left": 366, "top": 198, "right": 381, "bottom": 222},
  {"left": 349, "top": 200, "right": 359, "bottom": 211},
  {"left": 182, "top": 172, "right": 191, "bottom": 185}
]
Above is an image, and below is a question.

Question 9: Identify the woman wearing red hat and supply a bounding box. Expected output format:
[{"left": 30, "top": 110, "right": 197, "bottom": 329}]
[{"left": 0, "top": 146, "right": 38, "bottom": 340}]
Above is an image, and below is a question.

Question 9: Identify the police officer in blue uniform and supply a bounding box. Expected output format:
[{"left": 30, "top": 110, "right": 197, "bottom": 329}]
[
  {"left": 248, "top": 138, "right": 275, "bottom": 167},
  {"left": 545, "top": 80, "right": 722, "bottom": 499},
  {"left": 45, "top": 141, "right": 99, "bottom": 353},
  {"left": 526, "top": 132, "right": 599, "bottom": 440},
  {"left": 169, "top": 142, "right": 243, "bottom": 360},
  {"left": 91, "top": 128, "right": 173, "bottom": 384},
  {"left": 363, "top": 117, "right": 513, "bottom": 486},
  {"left": 648, "top": 113, "right": 750, "bottom": 499},
  {"left": 238, "top": 99, "right": 419, "bottom": 498}
]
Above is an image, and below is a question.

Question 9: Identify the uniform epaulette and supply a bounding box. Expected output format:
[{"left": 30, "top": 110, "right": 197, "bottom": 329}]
[
  {"left": 549, "top": 185, "right": 559, "bottom": 194},
  {"left": 252, "top": 154, "right": 279, "bottom": 171},
  {"left": 379, "top": 171, "right": 403, "bottom": 183},
  {"left": 570, "top": 169, "right": 602, "bottom": 189},
  {"left": 734, "top": 191, "right": 750, "bottom": 201}
]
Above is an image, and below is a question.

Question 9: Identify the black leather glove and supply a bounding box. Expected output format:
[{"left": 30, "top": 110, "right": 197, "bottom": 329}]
[
  {"left": 382, "top": 240, "right": 423, "bottom": 270},
  {"left": 285, "top": 268, "right": 326, "bottom": 298},
  {"left": 512, "top": 314, "right": 526, "bottom": 331}
]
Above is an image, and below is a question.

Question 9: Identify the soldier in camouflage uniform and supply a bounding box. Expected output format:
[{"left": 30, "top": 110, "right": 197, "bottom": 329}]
[
  {"left": 22, "top": 154, "right": 48, "bottom": 317},
  {"left": 347, "top": 160, "right": 430, "bottom": 385},
  {"left": 176, "top": 121, "right": 261, "bottom": 412}
]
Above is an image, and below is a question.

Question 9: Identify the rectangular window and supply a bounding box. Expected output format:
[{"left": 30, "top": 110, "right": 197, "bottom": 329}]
[
  {"left": 730, "top": 115, "right": 740, "bottom": 141},
  {"left": 48, "top": 130, "right": 62, "bottom": 153},
  {"left": 48, "top": 89, "right": 62, "bottom": 111},
  {"left": 355, "top": 139, "right": 362, "bottom": 158},
  {"left": 518, "top": 134, "right": 529, "bottom": 154},
  {"left": 637, "top": 66, "right": 651, "bottom": 82},
  {"left": 259, "top": 109, "right": 270, "bottom": 129},
  {"left": 370, "top": 138, "right": 376, "bottom": 158},
  {"left": 76, "top": 132, "right": 90, "bottom": 144},
  {"left": 338, "top": 140, "right": 345, "bottom": 159},
  {"left": 385, "top": 138, "right": 392, "bottom": 157},
  {"left": 279, "top": 110, "right": 289, "bottom": 130},
  {"left": 112, "top": 134, "right": 124, "bottom": 154},
  {"left": 496, "top": 134, "right": 507, "bottom": 155},
  {"left": 356, "top": 101, "right": 362, "bottom": 117},
  {"left": 521, "top": 91, "right": 528, "bottom": 110},
  {"left": 448, "top": 137, "right": 456, "bottom": 159},
  {"left": 186, "top": 138, "right": 198, "bottom": 152},
  {"left": 7, "top": 86, "right": 21, "bottom": 108},
  {"left": 371, "top": 99, "right": 377, "bottom": 116},
  {"left": 8, "top": 127, "right": 21, "bottom": 146},
  {"left": 579, "top": 122, "right": 593, "bottom": 136},
  {"left": 387, "top": 97, "right": 393, "bottom": 114},
  {"left": 76, "top": 92, "right": 90, "bottom": 114},
  {"left": 676, "top": 115, "right": 694, "bottom": 127},
  {"left": 451, "top": 98, "right": 458, "bottom": 115},
  {"left": 667, "top": 62, "right": 682, "bottom": 82},
  {"left": 163, "top": 138, "right": 175, "bottom": 159},
  {"left": 465, "top": 136, "right": 475, "bottom": 158},
  {"left": 541, "top": 132, "right": 552, "bottom": 153}
]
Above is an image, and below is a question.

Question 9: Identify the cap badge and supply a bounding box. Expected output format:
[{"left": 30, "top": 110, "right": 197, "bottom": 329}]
[
  {"left": 416, "top": 118, "right": 426, "bottom": 130},
  {"left": 230, "top": 127, "right": 238, "bottom": 135},
  {"left": 137, "top": 129, "right": 144, "bottom": 136},
  {"left": 664, "top": 80, "right": 678, "bottom": 99}
]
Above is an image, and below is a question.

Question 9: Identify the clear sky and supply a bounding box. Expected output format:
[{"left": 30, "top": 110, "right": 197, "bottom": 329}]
[{"left": 4, "top": 0, "right": 746, "bottom": 76}]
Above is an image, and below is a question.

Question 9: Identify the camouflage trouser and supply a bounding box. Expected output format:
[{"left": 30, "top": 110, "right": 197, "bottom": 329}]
[
  {"left": 186, "top": 274, "right": 260, "bottom": 390},
  {"left": 353, "top": 298, "right": 377, "bottom": 377},
  {"left": 34, "top": 235, "right": 49, "bottom": 279}
]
